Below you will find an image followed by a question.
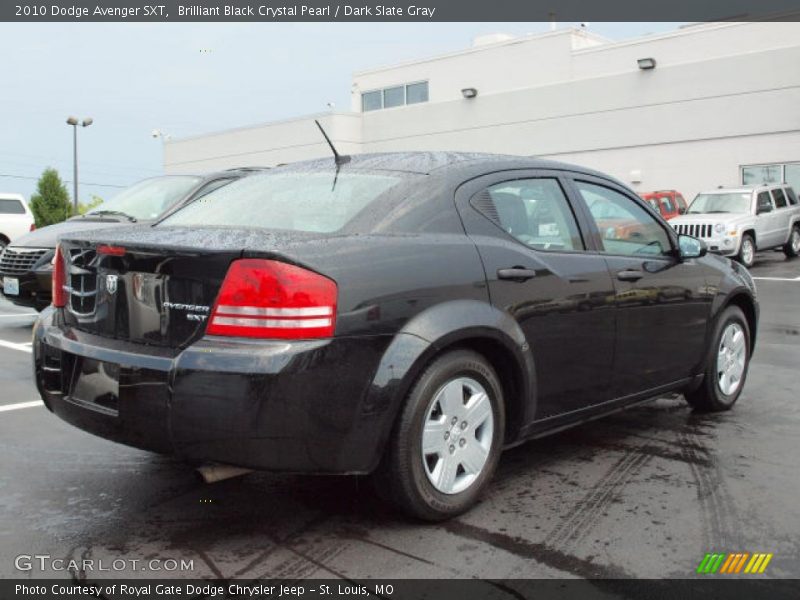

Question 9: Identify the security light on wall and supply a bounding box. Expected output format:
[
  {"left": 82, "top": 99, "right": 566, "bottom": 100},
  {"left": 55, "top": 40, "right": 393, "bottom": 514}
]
[
  {"left": 637, "top": 58, "right": 657, "bottom": 70},
  {"left": 461, "top": 87, "right": 478, "bottom": 99}
]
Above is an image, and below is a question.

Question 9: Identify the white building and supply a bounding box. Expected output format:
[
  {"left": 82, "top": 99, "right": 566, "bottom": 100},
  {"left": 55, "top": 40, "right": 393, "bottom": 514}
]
[{"left": 164, "top": 19, "right": 800, "bottom": 201}]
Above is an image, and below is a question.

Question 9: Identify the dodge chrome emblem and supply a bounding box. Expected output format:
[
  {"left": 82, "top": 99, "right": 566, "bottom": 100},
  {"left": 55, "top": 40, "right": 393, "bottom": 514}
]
[{"left": 106, "top": 274, "right": 118, "bottom": 295}]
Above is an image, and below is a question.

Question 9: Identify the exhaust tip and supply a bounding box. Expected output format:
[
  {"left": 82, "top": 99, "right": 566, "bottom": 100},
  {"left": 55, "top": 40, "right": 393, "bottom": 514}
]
[{"left": 196, "top": 463, "right": 254, "bottom": 484}]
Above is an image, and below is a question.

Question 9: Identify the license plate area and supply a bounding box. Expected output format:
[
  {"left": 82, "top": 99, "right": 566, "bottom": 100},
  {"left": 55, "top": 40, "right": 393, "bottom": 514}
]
[
  {"left": 67, "top": 356, "right": 120, "bottom": 416},
  {"left": 3, "top": 277, "right": 19, "bottom": 296}
]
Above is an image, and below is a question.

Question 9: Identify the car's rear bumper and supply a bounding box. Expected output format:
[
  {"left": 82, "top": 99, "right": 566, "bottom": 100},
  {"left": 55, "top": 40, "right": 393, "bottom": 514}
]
[
  {"left": 33, "top": 309, "right": 403, "bottom": 474},
  {"left": 0, "top": 267, "right": 52, "bottom": 309}
]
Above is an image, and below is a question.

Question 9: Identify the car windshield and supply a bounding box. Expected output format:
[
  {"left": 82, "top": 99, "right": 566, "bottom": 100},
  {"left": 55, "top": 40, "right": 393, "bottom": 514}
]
[
  {"left": 688, "top": 193, "right": 751, "bottom": 214},
  {"left": 159, "top": 170, "right": 404, "bottom": 233},
  {"left": 88, "top": 176, "right": 201, "bottom": 220}
]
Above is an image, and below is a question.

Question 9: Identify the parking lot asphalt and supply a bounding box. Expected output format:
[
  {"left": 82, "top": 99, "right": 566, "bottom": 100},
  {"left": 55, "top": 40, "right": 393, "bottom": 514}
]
[{"left": 0, "top": 252, "right": 798, "bottom": 582}]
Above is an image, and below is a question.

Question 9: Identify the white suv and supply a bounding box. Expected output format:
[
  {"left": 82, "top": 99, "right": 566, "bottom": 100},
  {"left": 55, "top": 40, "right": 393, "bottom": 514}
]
[
  {"left": 670, "top": 184, "right": 800, "bottom": 268},
  {"left": 0, "top": 193, "right": 34, "bottom": 253}
]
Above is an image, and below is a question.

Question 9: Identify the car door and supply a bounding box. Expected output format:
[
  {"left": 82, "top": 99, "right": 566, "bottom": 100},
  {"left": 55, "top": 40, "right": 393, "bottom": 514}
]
[
  {"left": 569, "top": 177, "right": 712, "bottom": 398},
  {"left": 754, "top": 191, "right": 775, "bottom": 248},
  {"left": 455, "top": 171, "right": 616, "bottom": 420},
  {"left": 769, "top": 187, "right": 791, "bottom": 246}
]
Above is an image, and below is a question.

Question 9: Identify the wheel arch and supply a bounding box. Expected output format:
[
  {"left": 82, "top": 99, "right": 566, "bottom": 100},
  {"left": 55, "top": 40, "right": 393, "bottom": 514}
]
[
  {"left": 363, "top": 300, "right": 536, "bottom": 471},
  {"left": 724, "top": 292, "right": 758, "bottom": 352}
]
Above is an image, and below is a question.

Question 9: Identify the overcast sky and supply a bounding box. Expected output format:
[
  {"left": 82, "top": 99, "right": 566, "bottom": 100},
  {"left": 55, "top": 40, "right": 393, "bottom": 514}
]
[{"left": 0, "top": 22, "right": 683, "bottom": 203}]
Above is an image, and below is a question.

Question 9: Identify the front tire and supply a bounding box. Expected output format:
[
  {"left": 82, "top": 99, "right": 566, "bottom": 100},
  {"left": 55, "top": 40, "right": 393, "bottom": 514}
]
[
  {"left": 737, "top": 234, "right": 755, "bottom": 268},
  {"left": 783, "top": 225, "right": 800, "bottom": 258},
  {"left": 375, "top": 349, "right": 505, "bottom": 521},
  {"left": 685, "top": 306, "right": 751, "bottom": 412}
]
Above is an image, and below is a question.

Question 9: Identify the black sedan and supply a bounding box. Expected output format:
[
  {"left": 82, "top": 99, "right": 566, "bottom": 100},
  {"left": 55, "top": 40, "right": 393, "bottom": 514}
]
[
  {"left": 0, "top": 168, "right": 264, "bottom": 310},
  {"left": 33, "top": 152, "right": 758, "bottom": 520}
]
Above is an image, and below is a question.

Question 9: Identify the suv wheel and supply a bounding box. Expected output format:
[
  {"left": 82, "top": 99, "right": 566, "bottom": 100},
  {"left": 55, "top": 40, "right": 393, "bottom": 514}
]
[
  {"left": 685, "top": 306, "right": 750, "bottom": 412},
  {"left": 783, "top": 225, "right": 800, "bottom": 258},
  {"left": 737, "top": 234, "right": 755, "bottom": 268},
  {"left": 375, "top": 349, "right": 505, "bottom": 521}
]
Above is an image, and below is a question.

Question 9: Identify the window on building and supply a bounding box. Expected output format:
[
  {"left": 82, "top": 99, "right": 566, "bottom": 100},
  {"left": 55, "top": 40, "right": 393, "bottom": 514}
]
[
  {"left": 362, "top": 90, "right": 382, "bottom": 112},
  {"left": 383, "top": 86, "right": 405, "bottom": 109},
  {"left": 361, "top": 81, "right": 428, "bottom": 112},
  {"left": 742, "top": 162, "right": 800, "bottom": 196},
  {"left": 406, "top": 81, "right": 429, "bottom": 105},
  {"left": 785, "top": 164, "right": 800, "bottom": 197}
]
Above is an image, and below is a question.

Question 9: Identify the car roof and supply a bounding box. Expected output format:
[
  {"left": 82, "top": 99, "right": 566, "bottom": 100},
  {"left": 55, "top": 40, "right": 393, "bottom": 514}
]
[
  {"left": 272, "top": 151, "right": 617, "bottom": 180},
  {"left": 701, "top": 183, "right": 789, "bottom": 194}
]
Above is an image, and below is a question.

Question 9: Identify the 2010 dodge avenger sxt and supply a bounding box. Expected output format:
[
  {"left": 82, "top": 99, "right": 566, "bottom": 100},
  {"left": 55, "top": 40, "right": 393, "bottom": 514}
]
[{"left": 33, "top": 152, "right": 758, "bottom": 520}]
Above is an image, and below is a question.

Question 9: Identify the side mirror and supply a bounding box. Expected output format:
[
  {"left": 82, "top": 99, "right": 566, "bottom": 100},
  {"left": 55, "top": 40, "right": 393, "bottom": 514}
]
[
  {"left": 678, "top": 234, "right": 707, "bottom": 260},
  {"left": 757, "top": 203, "right": 773, "bottom": 215},
  {"left": 678, "top": 207, "right": 686, "bottom": 215}
]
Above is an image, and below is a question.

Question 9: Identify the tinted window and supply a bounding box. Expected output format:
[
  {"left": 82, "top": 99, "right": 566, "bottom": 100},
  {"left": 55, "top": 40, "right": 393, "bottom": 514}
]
[
  {"left": 757, "top": 192, "right": 773, "bottom": 212},
  {"left": 786, "top": 187, "right": 798, "bottom": 206},
  {"left": 161, "top": 171, "right": 404, "bottom": 233},
  {"left": 383, "top": 86, "right": 405, "bottom": 108},
  {"left": 0, "top": 199, "right": 25, "bottom": 214},
  {"left": 362, "top": 91, "right": 382, "bottom": 112},
  {"left": 676, "top": 195, "right": 687, "bottom": 210},
  {"left": 476, "top": 179, "right": 583, "bottom": 252},
  {"left": 577, "top": 182, "right": 671, "bottom": 257},
  {"left": 772, "top": 188, "right": 788, "bottom": 208},
  {"left": 406, "top": 81, "right": 429, "bottom": 105}
]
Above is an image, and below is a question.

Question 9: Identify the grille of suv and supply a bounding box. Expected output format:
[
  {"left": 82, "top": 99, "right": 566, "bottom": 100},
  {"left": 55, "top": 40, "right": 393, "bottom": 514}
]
[
  {"left": 0, "top": 248, "right": 49, "bottom": 274},
  {"left": 673, "top": 223, "right": 713, "bottom": 238}
]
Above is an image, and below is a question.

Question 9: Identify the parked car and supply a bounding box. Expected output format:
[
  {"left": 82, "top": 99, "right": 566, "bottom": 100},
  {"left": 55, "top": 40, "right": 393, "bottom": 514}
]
[
  {"left": 33, "top": 152, "right": 758, "bottom": 520},
  {"left": 0, "top": 169, "right": 264, "bottom": 310},
  {"left": 640, "top": 190, "right": 688, "bottom": 220},
  {"left": 0, "top": 193, "right": 35, "bottom": 253},
  {"left": 670, "top": 183, "right": 800, "bottom": 268}
]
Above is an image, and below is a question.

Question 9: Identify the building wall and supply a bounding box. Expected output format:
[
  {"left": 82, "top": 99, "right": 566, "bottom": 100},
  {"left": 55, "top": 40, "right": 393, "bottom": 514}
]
[{"left": 164, "top": 21, "right": 800, "bottom": 202}]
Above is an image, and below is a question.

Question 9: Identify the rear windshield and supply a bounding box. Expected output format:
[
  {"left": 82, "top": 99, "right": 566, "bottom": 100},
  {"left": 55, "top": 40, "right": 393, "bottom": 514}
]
[
  {"left": 160, "top": 170, "right": 404, "bottom": 233},
  {"left": 89, "top": 176, "right": 201, "bottom": 220},
  {"left": 688, "top": 193, "right": 751, "bottom": 214},
  {"left": 0, "top": 199, "right": 26, "bottom": 214}
]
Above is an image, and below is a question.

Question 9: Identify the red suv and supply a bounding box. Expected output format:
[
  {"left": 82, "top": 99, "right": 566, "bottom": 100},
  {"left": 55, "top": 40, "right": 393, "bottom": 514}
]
[{"left": 640, "top": 190, "right": 688, "bottom": 220}]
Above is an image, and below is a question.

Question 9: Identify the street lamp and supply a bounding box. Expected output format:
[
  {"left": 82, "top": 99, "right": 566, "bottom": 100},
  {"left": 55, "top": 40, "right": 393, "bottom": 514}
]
[{"left": 66, "top": 116, "right": 93, "bottom": 212}]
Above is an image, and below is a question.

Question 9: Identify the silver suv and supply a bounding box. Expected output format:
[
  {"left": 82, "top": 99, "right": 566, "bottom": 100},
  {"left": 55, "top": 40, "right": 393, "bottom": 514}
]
[{"left": 670, "top": 183, "right": 800, "bottom": 267}]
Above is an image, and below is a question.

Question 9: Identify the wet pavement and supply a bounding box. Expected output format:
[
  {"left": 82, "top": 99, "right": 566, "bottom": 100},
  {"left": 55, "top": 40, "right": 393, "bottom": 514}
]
[{"left": 0, "top": 252, "right": 798, "bottom": 581}]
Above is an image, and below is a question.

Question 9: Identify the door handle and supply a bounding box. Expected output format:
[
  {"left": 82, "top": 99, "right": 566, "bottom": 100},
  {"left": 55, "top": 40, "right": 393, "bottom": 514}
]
[
  {"left": 497, "top": 267, "right": 538, "bottom": 281},
  {"left": 617, "top": 269, "right": 644, "bottom": 282}
]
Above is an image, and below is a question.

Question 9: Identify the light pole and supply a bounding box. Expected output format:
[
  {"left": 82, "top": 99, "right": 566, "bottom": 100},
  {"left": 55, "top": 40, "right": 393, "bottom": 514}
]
[{"left": 66, "top": 116, "right": 93, "bottom": 213}]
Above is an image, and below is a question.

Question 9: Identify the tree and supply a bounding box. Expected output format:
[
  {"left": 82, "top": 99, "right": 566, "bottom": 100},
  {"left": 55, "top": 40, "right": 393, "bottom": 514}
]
[
  {"left": 77, "top": 195, "right": 104, "bottom": 215},
  {"left": 29, "top": 168, "right": 71, "bottom": 227}
]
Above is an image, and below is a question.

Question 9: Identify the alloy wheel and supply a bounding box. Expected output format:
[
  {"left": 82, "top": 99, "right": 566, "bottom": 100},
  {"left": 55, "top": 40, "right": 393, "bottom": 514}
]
[
  {"left": 741, "top": 238, "right": 754, "bottom": 266},
  {"left": 421, "top": 377, "right": 494, "bottom": 495},
  {"left": 792, "top": 229, "right": 800, "bottom": 253},
  {"left": 717, "top": 322, "right": 746, "bottom": 396}
]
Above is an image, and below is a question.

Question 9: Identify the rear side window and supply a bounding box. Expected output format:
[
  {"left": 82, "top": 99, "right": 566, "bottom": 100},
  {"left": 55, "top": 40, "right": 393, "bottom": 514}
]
[
  {"left": 472, "top": 178, "right": 583, "bottom": 252},
  {"left": 676, "top": 195, "right": 687, "bottom": 210},
  {"left": 660, "top": 196, "right": 675, "bottom": 212},
  {"left": 0, "top": 199, "right": 25, "bottom": 214},
  {"left": 161, "top": 171, "right": 404, "bottom": 233},
  {"left": 787, "top": 188, "right": 798, "bottom": 205},
  {"left": 772, "top": 188, "right": 788, "bottom": 208}
]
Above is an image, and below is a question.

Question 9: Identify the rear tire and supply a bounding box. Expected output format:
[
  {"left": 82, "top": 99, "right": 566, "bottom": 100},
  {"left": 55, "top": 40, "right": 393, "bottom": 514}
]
[
  {"left": 685, "top": 306, "right": 750, "bottom": 412},
  {"left": 783, "top": 225, "right": 800, "bottom": 258},
  {"left": 737, "top": 234, "right": 755, "bottom": 268},
  {"left": 374, "top": 349, "right": 505, "bottom": 521}
]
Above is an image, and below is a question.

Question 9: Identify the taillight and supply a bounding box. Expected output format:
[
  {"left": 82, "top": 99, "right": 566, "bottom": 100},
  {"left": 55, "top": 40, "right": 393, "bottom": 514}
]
[
  {"left": 52, "top": 245, "right": 67, "bottom": 308},
  {"left": 97, "top": 244, "right": 126, "bottom": 256},
  {"left": 30, "top": 223, "right": 36, "bottom": 232},
  {"left": 207, "top": 259, "right": 337, "bottom": 339}
]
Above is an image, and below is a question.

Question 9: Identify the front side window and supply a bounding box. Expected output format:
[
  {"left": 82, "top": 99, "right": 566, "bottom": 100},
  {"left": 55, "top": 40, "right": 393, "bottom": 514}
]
[
  {"left": 771, "top": 187, "right": 788, "bottom": 208},
  {"left": 160, "top": 170, "right": 405, "bottom": 233},
  {"left": 475, "top": 178, "right": 583, "bottom": 252},
  {"left": 0, "top": 199, "right": 25, "bottom": 214},
  {"left": 576, "top": 181, "right": 671, "bottom": 257}
]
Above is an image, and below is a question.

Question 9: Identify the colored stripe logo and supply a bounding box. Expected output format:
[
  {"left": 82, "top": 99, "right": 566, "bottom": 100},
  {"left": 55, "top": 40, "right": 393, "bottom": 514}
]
[{"left": 696, "top": 552, "right": 773, "bottom": 574}]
